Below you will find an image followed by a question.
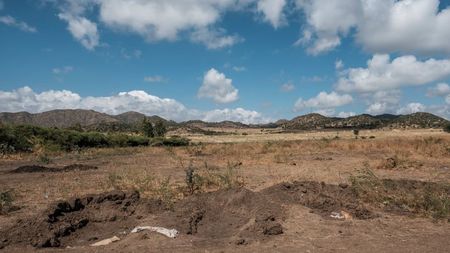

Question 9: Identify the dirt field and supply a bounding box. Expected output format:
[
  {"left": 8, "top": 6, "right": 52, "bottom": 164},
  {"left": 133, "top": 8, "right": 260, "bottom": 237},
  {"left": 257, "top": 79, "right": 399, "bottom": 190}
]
[{"left": 0, "top": 129, "right": 449, "bottom": 252}]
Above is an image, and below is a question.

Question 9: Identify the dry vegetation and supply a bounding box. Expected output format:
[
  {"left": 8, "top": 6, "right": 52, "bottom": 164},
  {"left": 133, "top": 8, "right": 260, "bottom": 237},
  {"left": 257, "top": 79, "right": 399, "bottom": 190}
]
[{"left": 0, "top": 129, "right": 449, "bottom": 252}]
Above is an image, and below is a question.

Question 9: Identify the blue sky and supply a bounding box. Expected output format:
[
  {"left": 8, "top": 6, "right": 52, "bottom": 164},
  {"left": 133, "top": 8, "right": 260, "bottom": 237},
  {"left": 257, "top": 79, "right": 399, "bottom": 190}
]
[{"left": 1, "top": 0, "right": 450, "bottom": 123}]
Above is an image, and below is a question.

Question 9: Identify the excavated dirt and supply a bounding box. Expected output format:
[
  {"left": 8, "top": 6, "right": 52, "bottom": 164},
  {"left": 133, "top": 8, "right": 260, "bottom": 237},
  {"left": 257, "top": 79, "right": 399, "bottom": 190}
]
[
  {"left": 153, "top": 187, "right": 285, "bottom": 242},
  {"left": 0, "top": 190, "right": 140, "bottom": 249},
  {"left": 0, "top": 179, "right": 447, "bottom": 250},
  {"left": 261, "top": 181, "right": 377, "bottom": 219},
  {"left": 11, "top": 164, "right": 98, "bottom": 173}
]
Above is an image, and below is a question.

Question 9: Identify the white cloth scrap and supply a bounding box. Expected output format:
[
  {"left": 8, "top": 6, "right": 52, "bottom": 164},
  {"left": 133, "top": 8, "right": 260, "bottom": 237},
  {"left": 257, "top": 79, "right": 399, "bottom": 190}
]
[{"left": 131, "top": 226, "right": 179, "bottom": 238}]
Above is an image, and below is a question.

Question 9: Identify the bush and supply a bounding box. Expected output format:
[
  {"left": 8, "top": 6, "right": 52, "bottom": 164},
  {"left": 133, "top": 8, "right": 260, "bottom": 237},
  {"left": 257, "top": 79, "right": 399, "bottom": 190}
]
[
  {"left": 154, "top": 120, "right": 167, "bottom": 137},
  {"left": 444, "top": 124, "right": 450, "bottom": 133},
  {"left": 0, "top": 190, "right": 17, "bottom": 214},
  {"left": 0, "top": 124, "right": 189, "bottom": 153},
  {"left": 141, "top": 119, "right": 154, "bottom": 138},
  {"left": 150, "top": 137, "right": 190, "bottom": 147}
]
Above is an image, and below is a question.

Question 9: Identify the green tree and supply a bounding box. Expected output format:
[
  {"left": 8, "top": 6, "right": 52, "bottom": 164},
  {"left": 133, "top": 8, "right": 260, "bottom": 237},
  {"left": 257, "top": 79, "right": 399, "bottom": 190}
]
[
  {"left": 154, "top": 120, "right": 167, "bottom": 137},
  {"left": 141, "top": 119, "right": 154, "bottom": 137}
]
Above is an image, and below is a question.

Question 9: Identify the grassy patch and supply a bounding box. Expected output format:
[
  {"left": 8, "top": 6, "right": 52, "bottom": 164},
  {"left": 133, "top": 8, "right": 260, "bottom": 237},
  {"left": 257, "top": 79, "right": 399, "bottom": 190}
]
[{"left": 350, "top": 164, "right": 450, "bottom": 220}]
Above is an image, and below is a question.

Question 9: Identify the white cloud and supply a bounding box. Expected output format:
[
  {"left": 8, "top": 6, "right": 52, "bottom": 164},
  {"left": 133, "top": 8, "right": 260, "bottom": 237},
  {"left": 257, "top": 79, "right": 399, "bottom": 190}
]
[
  {"left": 144, "top": 75, "right": 166, "bottom": 83},
  {"left": 295, "top": 0, "right": 450, "bottom": 55},
  {"left": 198, "top": 68, "right": 239, "bottom": 103},
  {"left": 337, "top": 54, "right": 450, "bottom": 93},
  {"left": 0, "top": 15, "right": 37, "bottom": 33},
  {"left": 203, "top": 108, "right": 270, "bottom": 124},
  {"left": 312, "top": 109, "right": 336, "bottom": 117},
  {"left": 52, "top": 66, "right": 74, "bottom": 75},
  {"left": 58, "top": 13, "right": 99, "bottom": 50},
  {"left": 294, "top": 91, "right": 353, "bottom": 111},
  {"left": 0, "top": 86, "right": 268, "bottom": 123},
  {"left": 257, "top": 0, "right": 287, "bottom": 28},
  {"left": 337, "top": 111, "right": 355, "bottom": 118},
  {"left": 280, "top": 82, "right": 295, "bottom": 92},
  {"left": 364, "top": 90, "right": 401, "bottom": 115},
  {"left": 0, "top": 1, "right": 4, "bottom": 11},
  {"left": 294, "top": 0, "right": 361, "bottom": 54},
  {"left": 96, "top": 0, "right": 251, "bottom": 49},
  {"left": 396, "top": 102, "right": 426, "bottom": 115},
  {"left": 427, "top": 83, "right": 450, "bottom": 97},
  {"left": 366, "top": 102, "right": 391, "bottom": 115},
  {"left": 190, "top": 27, "right": 243, "bottom": 49},
  {"left": 335, "top": 59, "right": 344, "bottom": 70}
]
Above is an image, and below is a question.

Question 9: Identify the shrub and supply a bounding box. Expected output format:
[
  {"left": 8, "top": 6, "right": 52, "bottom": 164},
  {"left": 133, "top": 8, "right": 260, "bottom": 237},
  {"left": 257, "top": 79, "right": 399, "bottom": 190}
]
[
  {"left": 0, "top": 190, "right": 16, "bottom": 214},
  {"left": 0, "top": 124, "right": 189, "bottom": 153},
  {"left": 444, "top": 124, "right": 450, "bottom": 133},
  {"left": 141, "top": 119, "right": 155, "bottom": 138},
  {"left": 150, "top": 137, "right": 190, "bottom": 147},
  {"left": 154, "top": 120, "right": 167, "bottom": 137}
]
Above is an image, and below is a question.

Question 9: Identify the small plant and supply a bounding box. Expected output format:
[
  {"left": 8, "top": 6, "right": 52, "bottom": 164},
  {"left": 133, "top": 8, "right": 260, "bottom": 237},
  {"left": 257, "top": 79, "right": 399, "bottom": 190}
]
[
  {"left": 216, "top": 161, "right": 245, "bottom": 189},
  {"left": 0, "top": 190, "right": 15, "bottom": 214},
  {"left": 353, "top": 129, "right": 360, "bottom": 139},
  {"left": 38, "top": 154, "right": 52, "bottom": 164},
  {"left": 154, "top": 177, "right": 177, "bottom": 209}
]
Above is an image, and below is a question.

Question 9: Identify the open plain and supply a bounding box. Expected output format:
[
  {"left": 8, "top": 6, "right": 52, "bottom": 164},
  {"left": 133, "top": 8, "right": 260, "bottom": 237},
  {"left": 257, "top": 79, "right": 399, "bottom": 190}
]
[{"left": 0, "top": 128, "right": 449, "bottom": 252}]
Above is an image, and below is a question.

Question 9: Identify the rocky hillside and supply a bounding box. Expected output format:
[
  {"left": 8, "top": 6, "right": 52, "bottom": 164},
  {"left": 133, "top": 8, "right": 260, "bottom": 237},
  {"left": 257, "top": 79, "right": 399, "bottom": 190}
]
[
  {"left": 0, "top": 109, "right": 170, "bottom": 129},
  {"left": 0, "top": 109, "right": 448, "bottom": 130},
  {"left": 281, "top": 112, "right": 449, "bottom": 130}
]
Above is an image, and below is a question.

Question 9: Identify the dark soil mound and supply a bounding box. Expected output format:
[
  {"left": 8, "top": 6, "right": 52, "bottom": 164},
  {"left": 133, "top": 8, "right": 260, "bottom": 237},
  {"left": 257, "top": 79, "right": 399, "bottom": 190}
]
[
  {"left": 262, "top": 181, "right": 377, "bottom": 219},
  {"left": 11, "top": 164, "right": 98, "bottom": 173},
  {"left": 1, "top": 179, "right": 446, "bottom": 250},
  {"left": 155, "top": 187, "right": 284, "bottom": 242},
  {"left": 0, "top": 190, "right": 140, "bottom": 249}
]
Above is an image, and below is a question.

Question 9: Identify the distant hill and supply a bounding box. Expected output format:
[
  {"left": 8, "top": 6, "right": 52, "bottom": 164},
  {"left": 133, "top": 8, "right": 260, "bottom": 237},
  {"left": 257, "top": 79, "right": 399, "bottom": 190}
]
[
  {"left": 0, "top": 109, "right": 117, "bottom": 128},
  {"left": 0, "top": 109, "right": 448, "bottom": 131},
  {"left": 0, "top": 109, "right": 170, "bottom": 129},
  {"left": 280, "top": 112, "right": 449, "bottom": 130}
]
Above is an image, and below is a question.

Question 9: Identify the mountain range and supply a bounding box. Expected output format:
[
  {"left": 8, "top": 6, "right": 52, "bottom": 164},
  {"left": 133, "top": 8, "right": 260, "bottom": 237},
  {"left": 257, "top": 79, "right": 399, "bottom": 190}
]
[{"left": 0, "top": 109, "right": 448, "bottom": 131}]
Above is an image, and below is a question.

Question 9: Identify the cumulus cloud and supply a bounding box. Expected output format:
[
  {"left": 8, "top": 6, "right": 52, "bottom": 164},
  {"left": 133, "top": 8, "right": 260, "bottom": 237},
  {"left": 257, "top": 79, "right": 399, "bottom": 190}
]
[
  {"left": 203, "top": 108, "right": 270, "bottom": 124},
  {"left": 295, "top": 0, "right": 450, "bottom": 55},
  {"left": 336, "top": 54, "right": 450, "bottom": 93},
  {"left": 396, "top": 103, "right": 426, "bottom": 115},
  {"left": 427, "top": 83, "right": 450, "bottom": 97},
  {"left": 257, "top": 0, "right": 287, "bottom": 28},
  {"left": 366, "top": 102, "right": 391, "bottom": 115},
  {"left": 337, "top": 111, "right": 355, "bottom": 118},
  {"left": 144, "top": 75, "right": 166, "bottom": 83},
  {"left": 294, "top": 91, "right": 353, "bottom": 111},
  {"left": 198, "top": 68, "right": 239, "bottom": 103},
  {"left": 294, "top": 0, "right": 361, "bottom": 54},
  {"left": 280, "top": 82, "right": 295, "bottom": 92},
  {"left": 0, "top": 86, "right": 268, "bottom": 123},
  {"left": 364, "top": 90, "right": 402, "bottom": 115},
  {"left": 0, "top": 15, "right": 37, "bottom": 33},
  {"left": 58, "top": 13, "right": 99, "bottom": 50}
]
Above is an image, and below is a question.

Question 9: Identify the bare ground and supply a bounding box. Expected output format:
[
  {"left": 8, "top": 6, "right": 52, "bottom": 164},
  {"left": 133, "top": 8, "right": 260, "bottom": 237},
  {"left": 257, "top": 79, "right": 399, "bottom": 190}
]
[{"left": 0, "top": 129, "right": 449, "bottom": 252}]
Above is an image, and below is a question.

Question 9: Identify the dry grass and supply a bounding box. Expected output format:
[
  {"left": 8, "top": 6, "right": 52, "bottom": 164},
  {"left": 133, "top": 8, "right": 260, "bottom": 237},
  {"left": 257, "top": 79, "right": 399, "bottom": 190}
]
[{"left": 0, "top": 129, "right": 449, "bottom": 219}]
